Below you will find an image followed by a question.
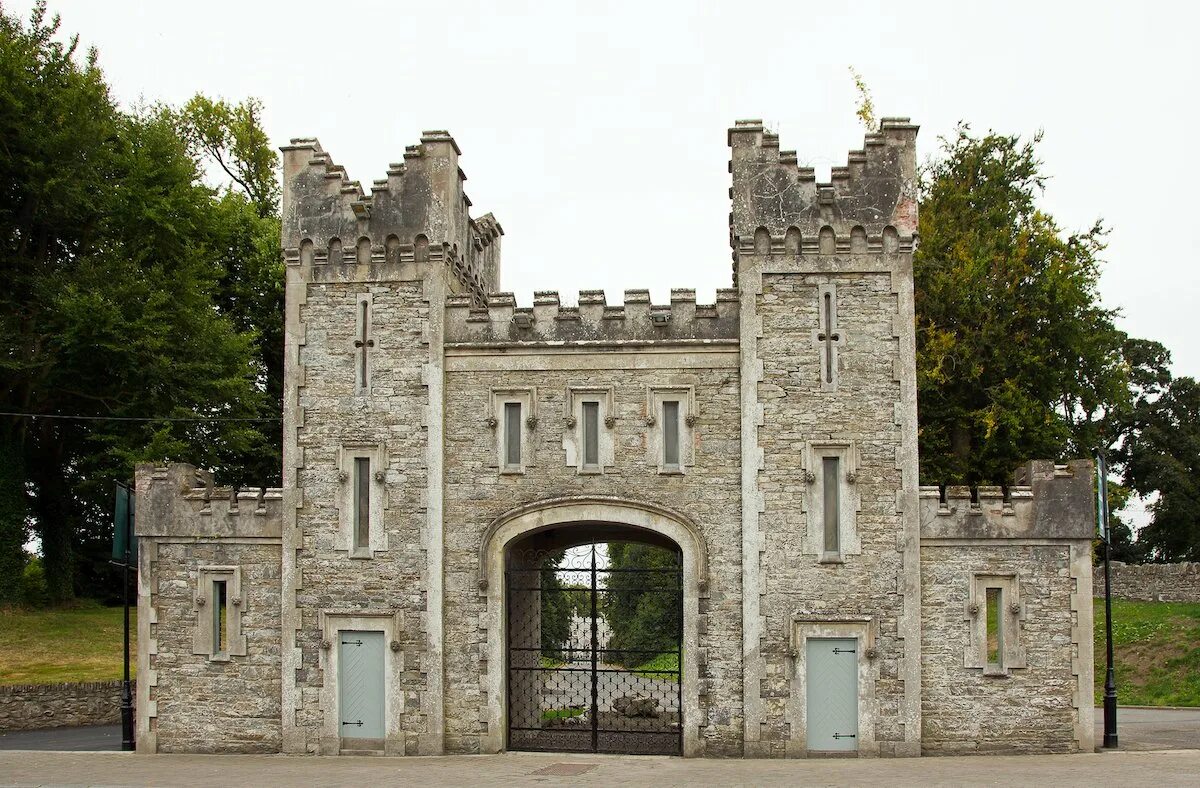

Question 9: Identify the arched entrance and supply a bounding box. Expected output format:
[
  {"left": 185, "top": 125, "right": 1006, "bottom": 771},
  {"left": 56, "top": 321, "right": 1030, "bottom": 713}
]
[
  {"left": 506, "top": 527, "right": 682, "bottom": 754},
  {"left": 479, "top": 497, "right": 705, "bottom": 756}
]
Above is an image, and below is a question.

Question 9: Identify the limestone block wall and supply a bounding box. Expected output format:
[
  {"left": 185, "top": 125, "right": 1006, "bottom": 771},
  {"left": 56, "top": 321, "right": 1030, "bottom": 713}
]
[
  {"left": 440, "top": 342, "right": 743, "bottom": 756},
  {"left": 147, "top": 540, "right": 282, "bottom": 753},
  {"left": 134, "top": 463, "right": 283, "bottom": 754},
  {"left": 1093, "top": 561, "right": 1200, "bottom": 602},
  {"left": 729, "top": 119, "right": 923, "bottom": 757},
  {"left": 0, "top": 681, "right": 131, "bottom": 732},
  {"left": 287, "top": 276, "right": 435, "bottom": 755},
  {"left": 919, "top": 461, "right": 1095, "bottom": 755},
  {"left": 279, "top": 128, "right": 503, "bottom": 755}
]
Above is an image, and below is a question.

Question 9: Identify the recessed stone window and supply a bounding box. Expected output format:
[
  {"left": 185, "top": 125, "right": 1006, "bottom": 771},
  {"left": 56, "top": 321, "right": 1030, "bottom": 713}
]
[
  {"left": 803, "top": 441, "right": 860, "bottom": 562},
  {"left": 489, "top": 388, "right": 536, "bottom": 475},
  {"left": 337, "top": 443, "right": 387, "bottom": 558},
  {"left": 191, "top": 565, "right": 247, "bottom": 661},
  {"left": 965, "top": 573, "right": 1026, "bottom": 675},
  {"left": 645, "top": 385, "right": 696, "bottom": 474},
  {"left": 563, "top": 386, "right": 615, "bottom": 474}
]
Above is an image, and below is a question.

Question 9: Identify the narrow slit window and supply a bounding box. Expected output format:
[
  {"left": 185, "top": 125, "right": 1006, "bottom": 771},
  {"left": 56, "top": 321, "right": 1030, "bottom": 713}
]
[
  {"left": 986, "top": 587, "right": 1003, "bottom": 669},
  {"left": 504, "top": 402, "right": 522, "bottom": 467},
  {"left": 212, "top": 580, "right": 228, "bottom": 655},
  {"left": 822, "top": 456, "right": 840, "bottom": 555},
  {"left": 355, "top": 300, "right": 373, "bottom": 390},
  {"left": 353, "top": 457, "right": 370, "bottom": 551},
  {"left": 662, "top": 400, "right": 680, "bottom": 468},
  {"left": 582, "top": 401, "right": 600, "bottom": 467}
]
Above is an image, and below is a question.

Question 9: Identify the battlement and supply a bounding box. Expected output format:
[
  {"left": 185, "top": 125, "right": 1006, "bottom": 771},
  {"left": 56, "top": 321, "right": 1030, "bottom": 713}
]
[
  {"left": 280, "top": 132, "right": 500, "bottom": 302},
  {"left": 728, "top": 118, "right": 919, "bottom": 258},
  {"left": 918, "top": 460, "right": 1095, "bottom": 540},
  {"left": 444, "top": 289, "right": 740, "bottom": 345},
  {"left": 134, "top": 462, "right": 283, "bottom": 540}
]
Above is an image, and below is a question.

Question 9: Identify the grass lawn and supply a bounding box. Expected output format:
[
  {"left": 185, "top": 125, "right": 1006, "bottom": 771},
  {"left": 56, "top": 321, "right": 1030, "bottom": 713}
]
[
  {"left": 632, "top": 651, "right": 680, "bottom": 680},
  {"left": 540, "top": 706, "right": 585, "bottom": 722},
  {"left": 1094, "top": 599, "right": 1200, "bottom": 707},
  {"left": 0, "top": 603, "right": 136, "bottom": 685}
]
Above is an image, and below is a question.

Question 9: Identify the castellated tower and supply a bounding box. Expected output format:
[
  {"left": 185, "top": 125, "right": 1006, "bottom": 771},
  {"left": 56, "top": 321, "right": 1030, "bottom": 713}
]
[
  {"left": 277, "top": 132, "right": 501, "bottom": 755},
  {"left": 132, "top": 119, "right": 1096, "bottom": 760},
  {"left": 729, "top": 119, "right": 922, "bottom": 756}
]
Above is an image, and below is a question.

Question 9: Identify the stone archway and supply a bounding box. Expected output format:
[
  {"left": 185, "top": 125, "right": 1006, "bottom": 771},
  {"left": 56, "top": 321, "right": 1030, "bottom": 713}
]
[{"left": 479, "top": 496, "right": 706, "bottom": 757}]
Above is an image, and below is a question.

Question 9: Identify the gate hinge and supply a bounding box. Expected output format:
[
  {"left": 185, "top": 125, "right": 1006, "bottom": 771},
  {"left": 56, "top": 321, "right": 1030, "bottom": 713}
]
[
  {"left": 342, "top": 720, "right": 363, "bottom": 727},
  {"left": 341, "top": 639, "right": 363, "bottom": 646},
  {"left": 831, "top": 647, "right": 856, "bottom": 655},
  {"left": 832, "top": 732, "right": 857, "bottom": 739}
]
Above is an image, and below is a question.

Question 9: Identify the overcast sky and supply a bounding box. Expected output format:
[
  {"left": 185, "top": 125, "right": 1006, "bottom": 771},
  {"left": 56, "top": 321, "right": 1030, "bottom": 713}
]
[{"left": 25, "top": 0, "right": 1200, "bottom": 378}]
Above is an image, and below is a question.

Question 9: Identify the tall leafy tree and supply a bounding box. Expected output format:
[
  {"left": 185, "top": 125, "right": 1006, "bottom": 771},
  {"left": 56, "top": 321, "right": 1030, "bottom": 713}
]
[
  {"left": 0, "top": 3, "right": 275, "bottom": 600},
  {"left": 603, "top": 542, "right": 680, "bottom": 669},
  {"left": 175, "top": 95, "right": 284, "bottom": 487},
  {"left": 1118, "top": 374, "right": 1200, "bottom": 561},
  {"left": 914, "top": 127, "right": 1129, "bottom": 485}
]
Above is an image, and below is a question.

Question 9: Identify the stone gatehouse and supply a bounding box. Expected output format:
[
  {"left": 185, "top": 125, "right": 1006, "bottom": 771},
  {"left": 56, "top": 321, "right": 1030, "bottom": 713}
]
[{"left": 134, "top": 119, "right": 1097, "bottom": 758}]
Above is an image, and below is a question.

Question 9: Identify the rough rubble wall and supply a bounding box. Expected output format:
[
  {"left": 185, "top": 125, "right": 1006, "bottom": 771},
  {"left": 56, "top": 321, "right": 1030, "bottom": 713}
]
[
  {"left": 149, "top": 541, "right": 282, "bottom": 753},
  {"left": 290, "top": 278, "right": 432, "bottom": 753},
  {"left": 920, "top": 544, "right": 1078, "bottom": 754},
  {"left": 441, "top": 358, "right": 744, "bottom": 756},
  {"left": 0, "top": 682, "right": 131, "bottom": 732},
  {"left": 1094, "top": 561, "right": 1200, "bottom": 602}
]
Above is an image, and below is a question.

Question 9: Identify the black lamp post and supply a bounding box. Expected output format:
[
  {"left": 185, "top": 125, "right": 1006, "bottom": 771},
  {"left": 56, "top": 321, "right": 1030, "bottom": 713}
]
[
  {"left": 113, "top": 482, "right": 136, "bottom": 751},
  {"left": 1095, "top": 452, "right": 1118, "bottom": 748}
]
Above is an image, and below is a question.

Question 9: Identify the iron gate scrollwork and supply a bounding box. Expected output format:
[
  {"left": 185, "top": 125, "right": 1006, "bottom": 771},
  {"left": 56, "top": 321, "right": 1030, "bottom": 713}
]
[{"left": 506, "top": 540, "right": 683, "bottom": 755}]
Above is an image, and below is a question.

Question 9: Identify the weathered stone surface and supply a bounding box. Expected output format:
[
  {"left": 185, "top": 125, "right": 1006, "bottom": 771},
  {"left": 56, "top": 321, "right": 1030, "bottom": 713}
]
[
  {"left": 1095, "top": 561, "right": 1200, "bottom": 602},
  {"left": 0, "top": 681, "right": 131, "bottom": 732},
  {"left": 135, "top": 120, "right": 1097, "bottom": 760}
]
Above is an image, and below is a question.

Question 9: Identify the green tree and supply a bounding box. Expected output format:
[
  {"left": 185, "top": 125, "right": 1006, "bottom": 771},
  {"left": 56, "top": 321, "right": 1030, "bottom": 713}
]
[
  {"left": 603, "top": 542, "right": 680, "bottom": 669},
  {"left": 175, "top": 95, "right": 284, "bottom": 487},
  {"left": 1118, "top": 374, "right": 1200, "bottom": 561},
  {"left": 537, "top": 551, "right": 588, "bottom": 660},
  {"left": 0, "top": 3, "right": 275, "bottom": 600},
  {"left": 914, "top": 126, "right": 1130, "bottom": 485}
]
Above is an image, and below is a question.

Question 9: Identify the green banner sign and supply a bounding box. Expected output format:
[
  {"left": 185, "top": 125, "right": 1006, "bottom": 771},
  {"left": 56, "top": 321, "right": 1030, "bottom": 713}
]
[{"left": 112, "top": 482, "right": 137, "bottom": 563}]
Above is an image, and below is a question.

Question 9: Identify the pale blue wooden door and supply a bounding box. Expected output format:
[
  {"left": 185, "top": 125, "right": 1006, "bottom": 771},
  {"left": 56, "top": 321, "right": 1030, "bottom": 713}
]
[
  {"left": 339, "top": 630, "right": 385, "bottom": 739},
  {"left": 806, "top": 637, "right": 859, "bottom": 751}
]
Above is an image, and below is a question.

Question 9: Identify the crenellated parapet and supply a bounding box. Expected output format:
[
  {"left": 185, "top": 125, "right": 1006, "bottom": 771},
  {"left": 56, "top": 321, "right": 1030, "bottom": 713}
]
[
  {"left": 280, "top": 132, "right": 501, "bottom": 302},
  {"left": 444, "top": 289, "right": 740, "bottom": 345},
  {"left": 728, "top": 118, "right": 919, "bottom": 266},
  {"left": 918, "top": 460, "right": 1095, "bottom": 541},
  {"left": 135, "top": 463, "right": 283, "bottom": 540}
]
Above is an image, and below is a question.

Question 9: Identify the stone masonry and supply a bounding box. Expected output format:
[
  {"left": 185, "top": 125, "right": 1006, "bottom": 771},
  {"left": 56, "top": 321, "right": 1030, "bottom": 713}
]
[
  {"left": 135, "top": 119, "right": 1097, "bottom": 758},
  {"left": 0, "top": 681, "right": 131, "bottom": 732},
  {"left": 1094, "top": 561, "right": 1200, "bottom": 603}
]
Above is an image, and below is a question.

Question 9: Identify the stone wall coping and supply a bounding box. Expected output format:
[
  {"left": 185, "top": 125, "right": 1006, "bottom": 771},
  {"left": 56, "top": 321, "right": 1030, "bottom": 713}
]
[
  {"left": 919, "top": 459, "right": 1095, "bottom": 541},
  {"left": 0, "top": 680, "right": 128, "bottom": 695},
  {"left": 445, "top": 290, "right": 739, "bottom": 345}
]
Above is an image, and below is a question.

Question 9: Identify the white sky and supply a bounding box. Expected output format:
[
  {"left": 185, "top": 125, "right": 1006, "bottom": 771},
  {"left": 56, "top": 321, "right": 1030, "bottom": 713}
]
[{"left": 24, "top": 0, "right": 1200, "bottom": 379}]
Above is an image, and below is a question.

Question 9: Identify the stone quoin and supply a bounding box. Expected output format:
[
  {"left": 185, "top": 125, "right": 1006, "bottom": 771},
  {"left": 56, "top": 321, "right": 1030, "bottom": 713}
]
[{"left": 134, "top": 120, "right": 1097, "bottom": 757}]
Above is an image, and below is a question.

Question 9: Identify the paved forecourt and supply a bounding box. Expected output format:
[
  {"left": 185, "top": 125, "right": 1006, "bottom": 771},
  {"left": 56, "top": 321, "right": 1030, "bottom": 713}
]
[{"left": 1, "top": 749, "right": 1199, "bottom": 787}]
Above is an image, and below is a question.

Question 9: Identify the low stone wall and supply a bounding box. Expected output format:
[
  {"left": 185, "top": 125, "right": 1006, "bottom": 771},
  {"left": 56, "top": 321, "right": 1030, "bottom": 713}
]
[
  {"left": 1093, "top": 561, "right": 1200, "bottom": 603},
  {"left": 0, "top": 681, "right": 132, "bottom": 732}
]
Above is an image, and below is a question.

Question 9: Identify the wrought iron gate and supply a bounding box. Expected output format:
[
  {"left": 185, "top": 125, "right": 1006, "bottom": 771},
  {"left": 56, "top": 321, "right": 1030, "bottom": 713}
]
[{"left": 506, "top": 540, "right": 683, "bottom": 755}]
